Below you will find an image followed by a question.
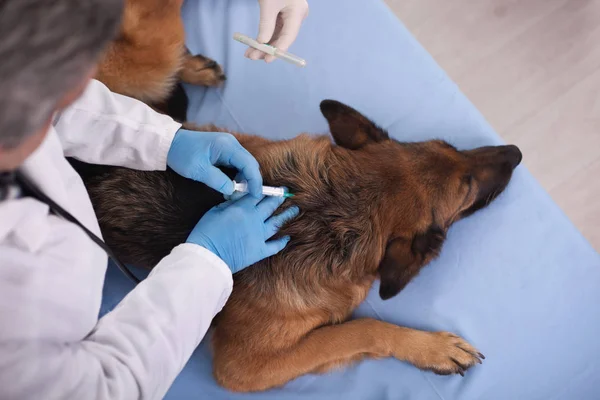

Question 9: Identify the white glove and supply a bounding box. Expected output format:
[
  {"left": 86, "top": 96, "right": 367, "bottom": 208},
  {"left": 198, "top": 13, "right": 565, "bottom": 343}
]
[{"left": 246, "top": 0, "right": 309, "bottom": 63}]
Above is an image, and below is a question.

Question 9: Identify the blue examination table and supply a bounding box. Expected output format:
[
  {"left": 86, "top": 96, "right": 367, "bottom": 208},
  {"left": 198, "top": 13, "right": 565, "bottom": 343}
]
[{"left": 101, "top": 0, "right": 600, "bottom": 398}]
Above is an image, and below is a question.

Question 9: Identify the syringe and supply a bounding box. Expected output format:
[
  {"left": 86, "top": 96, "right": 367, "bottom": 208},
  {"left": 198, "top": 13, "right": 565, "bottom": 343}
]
[
  {"left": 233, "top": 180, "right": 294, "bottom": 198},
  {"left": 233, "top": 32, "right": 306, "bottom": 68}
]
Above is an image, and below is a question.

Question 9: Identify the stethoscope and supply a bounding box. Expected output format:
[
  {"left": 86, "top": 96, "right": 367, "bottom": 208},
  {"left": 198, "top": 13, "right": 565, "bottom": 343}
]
[{"left": 0, "top": 170, "right": 141, "bottom": 284}]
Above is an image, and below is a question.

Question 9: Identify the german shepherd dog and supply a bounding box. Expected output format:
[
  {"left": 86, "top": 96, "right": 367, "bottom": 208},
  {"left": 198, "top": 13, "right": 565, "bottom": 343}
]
[{"left": 80, "top": 0, "right": 523, "bottom": 392}]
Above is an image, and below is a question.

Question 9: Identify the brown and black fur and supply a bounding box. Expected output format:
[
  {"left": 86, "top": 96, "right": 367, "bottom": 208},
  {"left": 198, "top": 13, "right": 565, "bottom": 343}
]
[
  {"left": 95, "top": 0, "right": 225, "bottom": 118},
  {"left": 71, "top": 99, "right": 522, "bottom": 392}
]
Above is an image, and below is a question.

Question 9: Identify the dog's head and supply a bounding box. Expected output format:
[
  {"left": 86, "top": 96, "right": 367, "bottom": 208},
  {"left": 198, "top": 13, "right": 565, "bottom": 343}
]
[{"left": 320, "top": 100, "right": 522, "bottom": 300}]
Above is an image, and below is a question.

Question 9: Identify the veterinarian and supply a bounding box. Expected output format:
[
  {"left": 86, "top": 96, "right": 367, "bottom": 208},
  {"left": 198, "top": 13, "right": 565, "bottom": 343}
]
[{"left": 0, "top": 0, "right": 306, "bottom": 399}]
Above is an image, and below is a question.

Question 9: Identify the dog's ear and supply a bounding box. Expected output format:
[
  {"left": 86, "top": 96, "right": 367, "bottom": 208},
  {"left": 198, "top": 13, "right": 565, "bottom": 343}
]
[
  {"left": 378, "top": 226, "right": 446, "bottom": 300},
  {"left": 378, "top": 238, "right": 419, "bottom": 300},
  {"left": 320, "top": 100, "right": 389, "bottom": 150}
]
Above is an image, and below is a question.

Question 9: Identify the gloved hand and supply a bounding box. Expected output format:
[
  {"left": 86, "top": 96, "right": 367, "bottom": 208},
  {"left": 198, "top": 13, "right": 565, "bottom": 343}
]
[
  {"left": 188, "top": 195, "right": 300, "bottom": 273},
  {"left": 167, "top": 129, "right": 262, "bottom": 197},
  {"left": 246, "top": 0, "right": 309, "bottom": 63}
]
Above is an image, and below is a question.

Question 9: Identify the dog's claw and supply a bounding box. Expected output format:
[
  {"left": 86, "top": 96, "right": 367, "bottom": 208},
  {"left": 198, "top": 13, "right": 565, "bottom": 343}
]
[
  {"left": 450, "top": 357, "right": 466, "bottom": 376},
  {"left": 456, "top": 345, "right": 484, "bottom": 364}
]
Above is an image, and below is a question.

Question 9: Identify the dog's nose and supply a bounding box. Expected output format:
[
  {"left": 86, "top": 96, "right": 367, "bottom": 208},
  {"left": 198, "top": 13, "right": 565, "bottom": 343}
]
[{"left": 500, "top": 145, "right": 522, "bottom": 169}]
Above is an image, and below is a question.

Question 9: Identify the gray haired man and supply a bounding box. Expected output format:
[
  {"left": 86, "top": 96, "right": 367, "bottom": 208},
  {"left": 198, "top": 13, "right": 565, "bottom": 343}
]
[{"left": 0, "top": 1, "right": 306, "bottom": 398}]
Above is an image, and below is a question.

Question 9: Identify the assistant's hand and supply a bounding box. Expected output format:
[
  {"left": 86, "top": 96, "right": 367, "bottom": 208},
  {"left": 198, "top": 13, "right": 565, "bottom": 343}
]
[
  {"left": 187, "top": 195, "right": 300, "bottom": 273},
  {"left": 167, "top": 129, "right": 262, "bottom": 197},
  {"left": 246, "top": 0, "right": 309, "bottom": 63}
]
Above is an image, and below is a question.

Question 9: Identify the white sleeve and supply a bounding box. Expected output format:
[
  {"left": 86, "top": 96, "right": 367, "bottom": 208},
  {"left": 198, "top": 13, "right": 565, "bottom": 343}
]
[
  {"left": 53, "top": 79, "right": 182, "bottom": 171},
  {"left": 0, "top": 243, "right": 233, "bottom": 400}
]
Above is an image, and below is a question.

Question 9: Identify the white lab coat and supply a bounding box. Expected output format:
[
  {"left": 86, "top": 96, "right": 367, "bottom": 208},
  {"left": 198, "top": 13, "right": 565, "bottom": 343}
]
[{"left": 0, "top": 80, "right": 233, "bottom": 400}]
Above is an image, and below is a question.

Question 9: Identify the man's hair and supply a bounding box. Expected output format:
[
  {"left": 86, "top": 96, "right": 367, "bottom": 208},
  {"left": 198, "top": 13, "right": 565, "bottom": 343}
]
[{"left": 0, "top": 0, "right": 123, "bottom": 148}]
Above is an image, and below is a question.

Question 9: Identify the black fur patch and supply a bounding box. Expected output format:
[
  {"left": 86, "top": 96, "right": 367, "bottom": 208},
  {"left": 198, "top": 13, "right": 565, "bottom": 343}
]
[
  {"left": 152, "top": 83, "right": 189, "bottom": 122},
  {"left": 411, "top": 225, "right": 446, "bottom": 258},
  {"left": 67, "top": 157, "right": 236, "bottom": 267}
]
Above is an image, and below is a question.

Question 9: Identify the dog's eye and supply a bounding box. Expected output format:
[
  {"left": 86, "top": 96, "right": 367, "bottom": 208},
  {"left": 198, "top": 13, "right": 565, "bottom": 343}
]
[{"left": 463, "top": 174, "right": 473, "bottom": 186}]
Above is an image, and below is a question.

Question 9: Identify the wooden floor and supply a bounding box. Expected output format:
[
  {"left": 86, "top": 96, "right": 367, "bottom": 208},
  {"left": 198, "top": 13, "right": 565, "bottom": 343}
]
[{"left": 385, "top": 0, "right": 600, "bottom": 251}]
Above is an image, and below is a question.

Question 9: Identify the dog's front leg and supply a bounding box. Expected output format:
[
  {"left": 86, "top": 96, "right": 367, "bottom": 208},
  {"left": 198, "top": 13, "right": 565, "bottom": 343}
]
[{"left": 214, "top": 318, "right": 483, "bottom": 392}]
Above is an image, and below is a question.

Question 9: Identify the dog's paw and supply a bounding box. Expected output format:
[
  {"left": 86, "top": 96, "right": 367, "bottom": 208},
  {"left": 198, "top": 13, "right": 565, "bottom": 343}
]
[
  {"left": 179, "top": 54, "right": 226, "bottom": 87},
  {"left": 408, "top": 332, "right": 484, "bottom": 376}
]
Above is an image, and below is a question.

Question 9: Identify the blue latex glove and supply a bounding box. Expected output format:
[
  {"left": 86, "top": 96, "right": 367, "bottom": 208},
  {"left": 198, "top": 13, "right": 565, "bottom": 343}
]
[
  {"left": 167, "top": 129, "right": 262, "bottom": 197},
  {"left": 188, "top": 195, "right": 300, "bottom": 273}
]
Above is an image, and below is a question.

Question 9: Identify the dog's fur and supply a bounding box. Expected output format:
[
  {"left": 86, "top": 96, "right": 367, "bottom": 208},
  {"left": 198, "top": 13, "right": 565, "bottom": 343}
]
[
  {"left": 96, "top": 0, "right": 224, "bottom": 106},
  {"left": 84, "top": 0, "right": 524, "bottom": 391}
]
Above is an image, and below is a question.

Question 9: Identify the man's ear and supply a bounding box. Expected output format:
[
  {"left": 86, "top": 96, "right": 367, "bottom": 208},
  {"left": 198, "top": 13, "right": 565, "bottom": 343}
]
[
  {"left": 320, "top": 100, "right": 389, "bottom": 150},
  {"left": 378, "top": 226, "right": 446, "bottom": 300}
]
